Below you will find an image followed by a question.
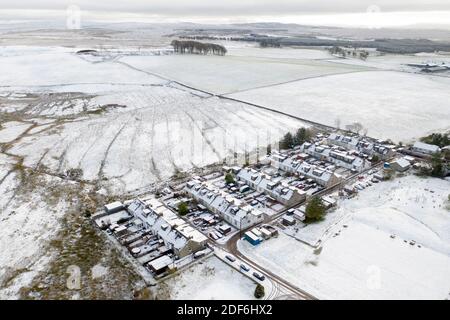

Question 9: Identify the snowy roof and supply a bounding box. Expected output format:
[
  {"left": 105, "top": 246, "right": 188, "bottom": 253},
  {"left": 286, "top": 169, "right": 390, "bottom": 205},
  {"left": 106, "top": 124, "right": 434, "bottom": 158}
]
[
  {"left": 148, "top": 255, "right": 173, "bottom": 271},
  {"left": 128, "top": 198, "right": 206, "bottom": 249},
  {"left": 104, "top": 201, "right": 123, "bottom": 212},
  {"left": 393, "top": 158, "right": 411, "bottom": 168},
  {"left": 413, "top": 142, "right": 440, "bottom": 153}
]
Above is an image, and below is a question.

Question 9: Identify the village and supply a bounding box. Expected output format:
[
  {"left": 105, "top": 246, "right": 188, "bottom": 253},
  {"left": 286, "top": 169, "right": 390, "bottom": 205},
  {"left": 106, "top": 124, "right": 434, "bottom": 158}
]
[{"left": 92, "top": 126, "right": 448, "bottom": 298}]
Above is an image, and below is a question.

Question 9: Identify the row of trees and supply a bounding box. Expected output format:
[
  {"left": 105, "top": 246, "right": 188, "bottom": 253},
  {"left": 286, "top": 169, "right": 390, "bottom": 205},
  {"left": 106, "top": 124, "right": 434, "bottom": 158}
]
[
  {"left": 279, "top": 127, "right": 313, "bottom": 150},
  {"left": 329, "top": 46, "right": 369, "bottom": 60},
  {"left": 420, "top": 133, "right": 450, "bottom": 148},
  {"left": 171, "top": 40, "right": 227, "bottom": 56}
]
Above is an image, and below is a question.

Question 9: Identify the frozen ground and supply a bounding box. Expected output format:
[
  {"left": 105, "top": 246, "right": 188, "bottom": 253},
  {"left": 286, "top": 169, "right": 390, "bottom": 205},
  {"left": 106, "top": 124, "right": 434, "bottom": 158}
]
[
  {"left": 239, "top": 175, "right": 450, "bottom": 300},
  {"left": 160, "top": 256, "right": 256, "bottom": 300},
  {"left": 1, "top": 35, "right": 449, "bottom": 300},
  {"left": 120, "top": 53, "right": 368, "bottom": 95},
  {"left": 0, "top": 45, "right": 308, "bottom": 298},
  {"left": 228, "top": 70, "right": 450, "bottom": 142}
]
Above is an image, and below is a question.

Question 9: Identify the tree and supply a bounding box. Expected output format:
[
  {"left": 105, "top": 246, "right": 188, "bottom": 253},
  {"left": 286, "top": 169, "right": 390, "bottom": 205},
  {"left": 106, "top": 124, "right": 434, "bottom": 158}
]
[
  {"left": 371, "top": 154, "right": 380, "bottom": 163},
  {"left": 294, "top": 127, "right": 312, "bottom": 146},
  {"left": 225, "top": 172, "right": 235, "bottom": 184},
  {"left": 280, "top": 132, "right": 294, "bottom": 149},
  {"left": 254, "top": 284, "right": 265, "bottom": 299},
  {"left": 305, "top": 197, "right": 326, "bottom": 222},
  {"left": 177, "top": 202, "right": 189, "bottom": 216},
  {"left": 420, "top": 133, "right": 450, "bottom": 148},
  {"left": 430, "top": 152, "right": 444, "bottom": 177},
  {"left": 171, "top": 40, "right": 227, "bottom": 56}
]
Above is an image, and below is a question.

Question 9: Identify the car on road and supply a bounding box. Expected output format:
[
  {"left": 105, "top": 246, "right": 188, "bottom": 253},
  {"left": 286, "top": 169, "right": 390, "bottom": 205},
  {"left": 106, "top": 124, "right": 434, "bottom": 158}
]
[
  {"left": 253, "top": 272, "right": 265, "bottom": 281},
  {"left": 240, "top": 264, "right": 250, "bottom": 272},
  {"left": 225, "top": 255, "right": 236, "bottom": 262}
]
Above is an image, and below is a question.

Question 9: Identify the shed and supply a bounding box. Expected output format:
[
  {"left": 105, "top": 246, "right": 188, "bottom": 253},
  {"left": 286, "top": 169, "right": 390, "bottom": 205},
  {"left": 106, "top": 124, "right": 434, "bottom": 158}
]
[
  {"left": 390, "top": 158, "right": 411, "bottom": 172},
  {"left": 104, "top": 201, "right": 124, "bottom": 214},
  {"left": 148, "top": 255, "right": 173, "bottom": 275},
  {"left": 282, "top": 214, "right": 295, "bottom": 226},
  {"left": 244, "top": 231, "right": 261, "bottom": 245},
  {"left": 260, "top": 227, "right": 272, "bottom": 239}
]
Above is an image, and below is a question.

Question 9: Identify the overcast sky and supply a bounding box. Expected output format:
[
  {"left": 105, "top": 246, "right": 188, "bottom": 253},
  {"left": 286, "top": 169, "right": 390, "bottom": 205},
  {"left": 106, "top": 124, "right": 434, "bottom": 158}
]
[{"left": 1, "top": 0, "right": 450, "bottom": 27}]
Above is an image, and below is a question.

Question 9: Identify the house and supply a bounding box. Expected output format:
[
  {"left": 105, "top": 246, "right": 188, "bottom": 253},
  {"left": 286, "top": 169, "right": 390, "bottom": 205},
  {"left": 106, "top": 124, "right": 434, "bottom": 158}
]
[
  {"left": 185, "top": 181, "right": 264, "bottom": 229},
  {"left": 300, "top": 142, "right": 370, "bottom": 172},
  {"left": 327, "top": 133, "right": 394, "bottom": 159},
  {"left": 412, "top": 142, "right": 441, "bottom": 155},
  {"left": 390, "top": 158, "right": 411, "bottom": 172},
  {"left": 236, "top": 168, "right": 306, "bottom": 206},
  {"left": 127, "top": 198, "right": 207, "bottom": 258}
]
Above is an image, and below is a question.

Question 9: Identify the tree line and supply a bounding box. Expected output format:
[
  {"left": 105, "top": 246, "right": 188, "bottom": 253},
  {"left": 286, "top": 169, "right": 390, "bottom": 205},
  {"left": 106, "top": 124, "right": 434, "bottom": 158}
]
[
  {"left": 279, "top": 127, "right": 313, "bottom": 150},
  {"left": 171, "top": 40, "right": 227, "bottom": 56}
]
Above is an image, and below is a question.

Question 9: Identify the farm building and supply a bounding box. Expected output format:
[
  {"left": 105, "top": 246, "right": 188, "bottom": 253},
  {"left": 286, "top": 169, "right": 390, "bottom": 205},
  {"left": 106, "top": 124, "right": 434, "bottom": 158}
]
[{"left": 412, "top": 142, "right": 441, "bottom": 155}]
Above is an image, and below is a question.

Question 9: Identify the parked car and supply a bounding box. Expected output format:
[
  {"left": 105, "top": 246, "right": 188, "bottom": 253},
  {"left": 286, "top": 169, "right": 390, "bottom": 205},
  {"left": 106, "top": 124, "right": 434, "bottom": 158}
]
[
  {"left": 240, "top": 264, "right": 250, "bottom": 272},
  {"left": 225, "top": 255, "right": 236, "bottom": 263},
  {"left": 253, "top": 272, "right": 265, "bottom": 281}
]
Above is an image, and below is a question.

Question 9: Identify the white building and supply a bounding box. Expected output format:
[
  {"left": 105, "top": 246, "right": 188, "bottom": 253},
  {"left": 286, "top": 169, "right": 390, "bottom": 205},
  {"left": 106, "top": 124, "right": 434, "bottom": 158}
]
[
  {"left": 412, "top": 142, "right": 441, "bottom": 155},
  {"left": 185, "top": 181, "right": 264, "bottom": 229},
  {"left": 269, "top": 153, "right": 343, "bottom": 187},
  {"left": 301, "top": 142, "right": 370, "bottom": 172},
  {"left": 390, "top": 158, "right": 411, "bottom": 172},
  {"left": 236, "top": 168, "right": 306, "bottom": 206},
  {"left": 327, "top": 133, "right": 394, "bottom": 159},
  {"left": 128, "top": 198, "right": 207, "bottom": 258}
]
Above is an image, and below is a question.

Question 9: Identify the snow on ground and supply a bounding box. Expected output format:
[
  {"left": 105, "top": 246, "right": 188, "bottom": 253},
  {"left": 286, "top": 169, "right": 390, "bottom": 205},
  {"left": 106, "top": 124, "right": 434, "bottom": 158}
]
[
  {"left": 0, "top": 121, "right": 32, "bottom": 143},
  {"left": 239, "top": 175, "right": 450, "bottom": 300},
  {"left": 8, "top": 92, "right": 306, "bottom": 193},
  {"left": 228, "top": 46, "right": 333, "bottom": 60},
  {"left": 0, "top": 46, "right": 164, "bottom": 87},
  {"left": 162, "top": 256, "right": 256, "bottom": 300},
  {"left": 228, "top": 71, "right": 450, "bottom": 142},
  {"left": 119, "top": 53, "right": 368, "bottom": 95},
  {"left": 327, "top": 52, "right": 450, "bottom": 74},
  {"left": 0, "top": 156, "right": 66, "bottom": 299}
]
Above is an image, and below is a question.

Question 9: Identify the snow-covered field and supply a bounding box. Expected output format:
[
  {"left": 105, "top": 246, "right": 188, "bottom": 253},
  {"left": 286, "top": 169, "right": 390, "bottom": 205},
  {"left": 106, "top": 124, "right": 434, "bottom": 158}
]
[
  {"left": 239, "top": 175, "right": 450, "bottom": 299},
  {"left": 161, "top": 256, "right": 256, "bottom": 300},
  {"left": 120, "top": 53, "right": 368, "bottom": 95},
  {"left": 0, "top": 44, "right": 309, "bottom": 298},
  {"left": 228, "top": 71, "right": 450, "bottom": 142},
  {"left": 327, "top": 52, "right": 450, "bottom": 74},
  {"left": 1, "top": 37, "right": 449, "bottom": 300}
]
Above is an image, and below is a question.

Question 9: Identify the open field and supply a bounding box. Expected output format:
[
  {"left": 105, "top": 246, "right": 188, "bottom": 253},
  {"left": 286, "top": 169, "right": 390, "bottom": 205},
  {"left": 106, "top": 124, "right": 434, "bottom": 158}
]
[
  {"left": 120, "top": 53, "right": 369, "bottom": 95},
  {"left": 160, "top": 256, "right": 256, "bottom": 300},
  {"left": 1, "top": 29, "right": 449, "bottom": 300},
  {"left": 228, "top": 70, "right": 450, "bottom": 142},
  {"left": 239, "top": 175, "right": 450, "bottom": 300},
  {"left": 0, "top": 45, "right": 309, "bottom": 298}
]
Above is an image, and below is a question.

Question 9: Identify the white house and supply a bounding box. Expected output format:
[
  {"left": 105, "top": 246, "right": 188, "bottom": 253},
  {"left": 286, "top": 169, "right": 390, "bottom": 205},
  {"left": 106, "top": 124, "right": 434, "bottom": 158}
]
[
  {"left": 185, "top": 181, "right": 264, "bottom": 229},
  {"left": 127, "top": 198, "right": 207, "bottom": 258},
  {"left": 236, "top": 168, "right": 306, "bottom": 206}
]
